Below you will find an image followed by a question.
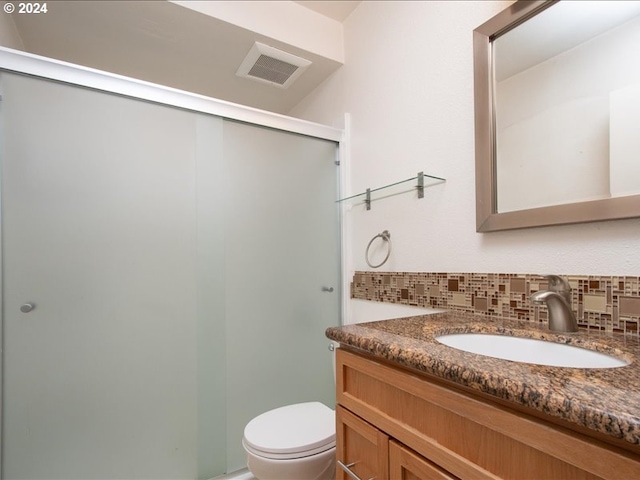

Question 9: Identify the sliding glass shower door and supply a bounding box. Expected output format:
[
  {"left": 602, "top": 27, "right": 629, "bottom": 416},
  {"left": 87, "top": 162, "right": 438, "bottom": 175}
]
[
  {"left": 222, "top": 120, "right": 340, "bottom": 471},
  {"left": 0, "top": 72, "right": 227, "bottom": 479},
  {"left": 0, "top": 72, "right": 340, "bottom": 479}
]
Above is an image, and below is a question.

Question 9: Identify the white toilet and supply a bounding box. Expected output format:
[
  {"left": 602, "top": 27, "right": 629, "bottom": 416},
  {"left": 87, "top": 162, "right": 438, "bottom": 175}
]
[{"left": 242, "top": 401, "right": 336, "bottom": 480}]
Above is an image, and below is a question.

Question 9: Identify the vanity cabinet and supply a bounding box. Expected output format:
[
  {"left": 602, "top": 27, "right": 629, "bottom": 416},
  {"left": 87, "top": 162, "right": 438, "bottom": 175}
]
[{"left": 335, "top": 348, "right": 640, "bottom": 480}]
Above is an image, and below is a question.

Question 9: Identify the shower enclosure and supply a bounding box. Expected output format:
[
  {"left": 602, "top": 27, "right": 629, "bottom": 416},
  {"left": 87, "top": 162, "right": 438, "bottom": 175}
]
[{"left": 0, "top": 51, "right": 341, "bottom": 480}]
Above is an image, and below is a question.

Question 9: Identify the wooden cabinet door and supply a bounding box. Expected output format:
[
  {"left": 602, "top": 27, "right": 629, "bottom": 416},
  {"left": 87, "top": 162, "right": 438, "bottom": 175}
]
[
  {"left": 389, "top": 440, "right": 459, "bottom": 480},
  {"left": 336, "top": 405, "right": 389, "bottom": 480}
]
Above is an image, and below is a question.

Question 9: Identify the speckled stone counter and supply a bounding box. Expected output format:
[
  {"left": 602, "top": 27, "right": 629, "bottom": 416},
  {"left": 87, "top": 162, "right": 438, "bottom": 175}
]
[{"left": 325, "top": 310, "right": 640, "bottom": 447}]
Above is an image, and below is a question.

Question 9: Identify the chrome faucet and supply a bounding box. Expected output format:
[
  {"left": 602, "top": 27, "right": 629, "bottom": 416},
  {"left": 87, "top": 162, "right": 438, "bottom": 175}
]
[{"left": 530, "top": 275, "right": 578, "bottom": 333}]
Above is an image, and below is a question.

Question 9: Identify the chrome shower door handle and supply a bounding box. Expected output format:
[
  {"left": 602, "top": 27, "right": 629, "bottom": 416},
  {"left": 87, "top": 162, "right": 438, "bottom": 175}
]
[
  {"left": 20, "top": 303, "right": 35, "bottom": 313},
  {"left": 322, "top": 286, "right": 334, "bottom": 292}
]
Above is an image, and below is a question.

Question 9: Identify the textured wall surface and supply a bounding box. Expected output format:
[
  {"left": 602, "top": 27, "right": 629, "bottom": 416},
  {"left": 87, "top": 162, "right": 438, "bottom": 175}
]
[{"left": 291, "top": 1, "right": 640, "bottom": 280}]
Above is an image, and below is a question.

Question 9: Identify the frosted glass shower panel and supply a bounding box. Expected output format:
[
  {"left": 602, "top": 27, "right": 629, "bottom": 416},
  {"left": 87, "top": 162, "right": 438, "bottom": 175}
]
[
  {"left": 0, "top": 71, "right": 341, "bottom": 480},
  {"left": 222, "top": 120, "right": 341, "bottom": 471},
  {"left": 0, "top": 73, "right": 225, "bottom": 479}
]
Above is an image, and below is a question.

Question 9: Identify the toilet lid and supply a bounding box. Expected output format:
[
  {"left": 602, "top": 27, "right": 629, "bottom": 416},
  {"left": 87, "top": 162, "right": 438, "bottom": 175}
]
[{"left": 243, "top": 402, "right": 335, "bottom": 459}]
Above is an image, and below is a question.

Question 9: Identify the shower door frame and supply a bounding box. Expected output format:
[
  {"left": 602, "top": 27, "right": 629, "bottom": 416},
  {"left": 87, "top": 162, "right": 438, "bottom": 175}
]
[{"left": 0, "top": 46, "right": 349, "bottom": 477}]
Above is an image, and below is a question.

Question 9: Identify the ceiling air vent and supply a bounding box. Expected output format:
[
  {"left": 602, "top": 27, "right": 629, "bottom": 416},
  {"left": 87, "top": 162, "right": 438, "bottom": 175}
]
[{"left": 236, "top": 42, "right": 312, "bottom": 89}]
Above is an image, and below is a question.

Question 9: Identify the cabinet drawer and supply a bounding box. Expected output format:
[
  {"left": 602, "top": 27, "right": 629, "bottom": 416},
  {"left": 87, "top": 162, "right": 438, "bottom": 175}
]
[{"left": 337, "top": 348, "right": 639, "bottom": 480}]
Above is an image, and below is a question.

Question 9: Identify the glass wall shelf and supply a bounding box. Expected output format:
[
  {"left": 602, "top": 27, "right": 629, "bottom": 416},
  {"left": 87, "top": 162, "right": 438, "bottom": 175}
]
[{"left": 337, "top": 172, "right": 445, "bottom": 210}]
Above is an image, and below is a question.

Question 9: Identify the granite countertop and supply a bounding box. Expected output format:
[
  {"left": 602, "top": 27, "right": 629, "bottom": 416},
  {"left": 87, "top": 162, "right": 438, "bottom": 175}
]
[{"left": 325, "top": 310, "right": 640, "bottom": 447}]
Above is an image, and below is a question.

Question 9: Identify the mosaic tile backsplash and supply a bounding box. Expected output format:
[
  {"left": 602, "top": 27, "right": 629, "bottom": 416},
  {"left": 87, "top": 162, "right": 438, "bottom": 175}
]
[{"left": 351, "top": 272, "right": 640, "bottom": 336}]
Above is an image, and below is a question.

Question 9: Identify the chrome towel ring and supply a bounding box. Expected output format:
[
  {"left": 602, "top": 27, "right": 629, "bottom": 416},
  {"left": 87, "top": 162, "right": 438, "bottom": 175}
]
[{"left": 365, "top": 230, "right": 392, "bottom": 268}]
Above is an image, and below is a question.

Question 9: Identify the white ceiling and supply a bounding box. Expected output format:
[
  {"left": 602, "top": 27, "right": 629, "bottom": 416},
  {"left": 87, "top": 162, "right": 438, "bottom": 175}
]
[
  {"left": 296, "top": 1, "right": 361, "bottom": 22},
  {"left": 8, "top": 1, "right": 361, "bottom": 114}
]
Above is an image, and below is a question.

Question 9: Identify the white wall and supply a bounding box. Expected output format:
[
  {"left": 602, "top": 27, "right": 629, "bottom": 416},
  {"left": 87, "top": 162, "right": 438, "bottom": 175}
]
[{"left": 290, "top": 0, "right": 640, "bottom": 277}]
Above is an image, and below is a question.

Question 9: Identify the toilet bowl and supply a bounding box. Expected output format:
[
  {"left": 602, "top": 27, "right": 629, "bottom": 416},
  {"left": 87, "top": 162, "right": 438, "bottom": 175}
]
[{"left": 242, "top": 402, "right": 336, "bottom": 480}]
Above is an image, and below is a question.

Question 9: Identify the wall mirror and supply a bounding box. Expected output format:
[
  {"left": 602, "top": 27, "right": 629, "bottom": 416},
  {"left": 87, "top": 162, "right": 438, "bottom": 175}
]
[{"left": 474, "top": 0, "right": 640, "bottom": 232}]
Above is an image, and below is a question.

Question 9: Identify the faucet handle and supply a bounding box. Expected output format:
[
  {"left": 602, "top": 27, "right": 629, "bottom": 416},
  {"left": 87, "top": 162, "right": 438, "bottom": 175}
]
[{"left": 544, "top": 275, "right": 571, "bottom": 292}]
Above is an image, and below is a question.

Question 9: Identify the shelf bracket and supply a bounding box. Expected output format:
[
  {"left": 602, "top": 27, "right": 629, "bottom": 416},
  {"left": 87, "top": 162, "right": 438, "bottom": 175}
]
[{"left": 417, "top": 171, "right": 424, "bottom": 199}]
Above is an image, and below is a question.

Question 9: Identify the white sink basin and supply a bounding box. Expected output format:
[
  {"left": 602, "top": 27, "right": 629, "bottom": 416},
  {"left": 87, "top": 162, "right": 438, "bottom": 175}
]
[{"left": 436, "top": 333, "right": 628, "bottom": 368}]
